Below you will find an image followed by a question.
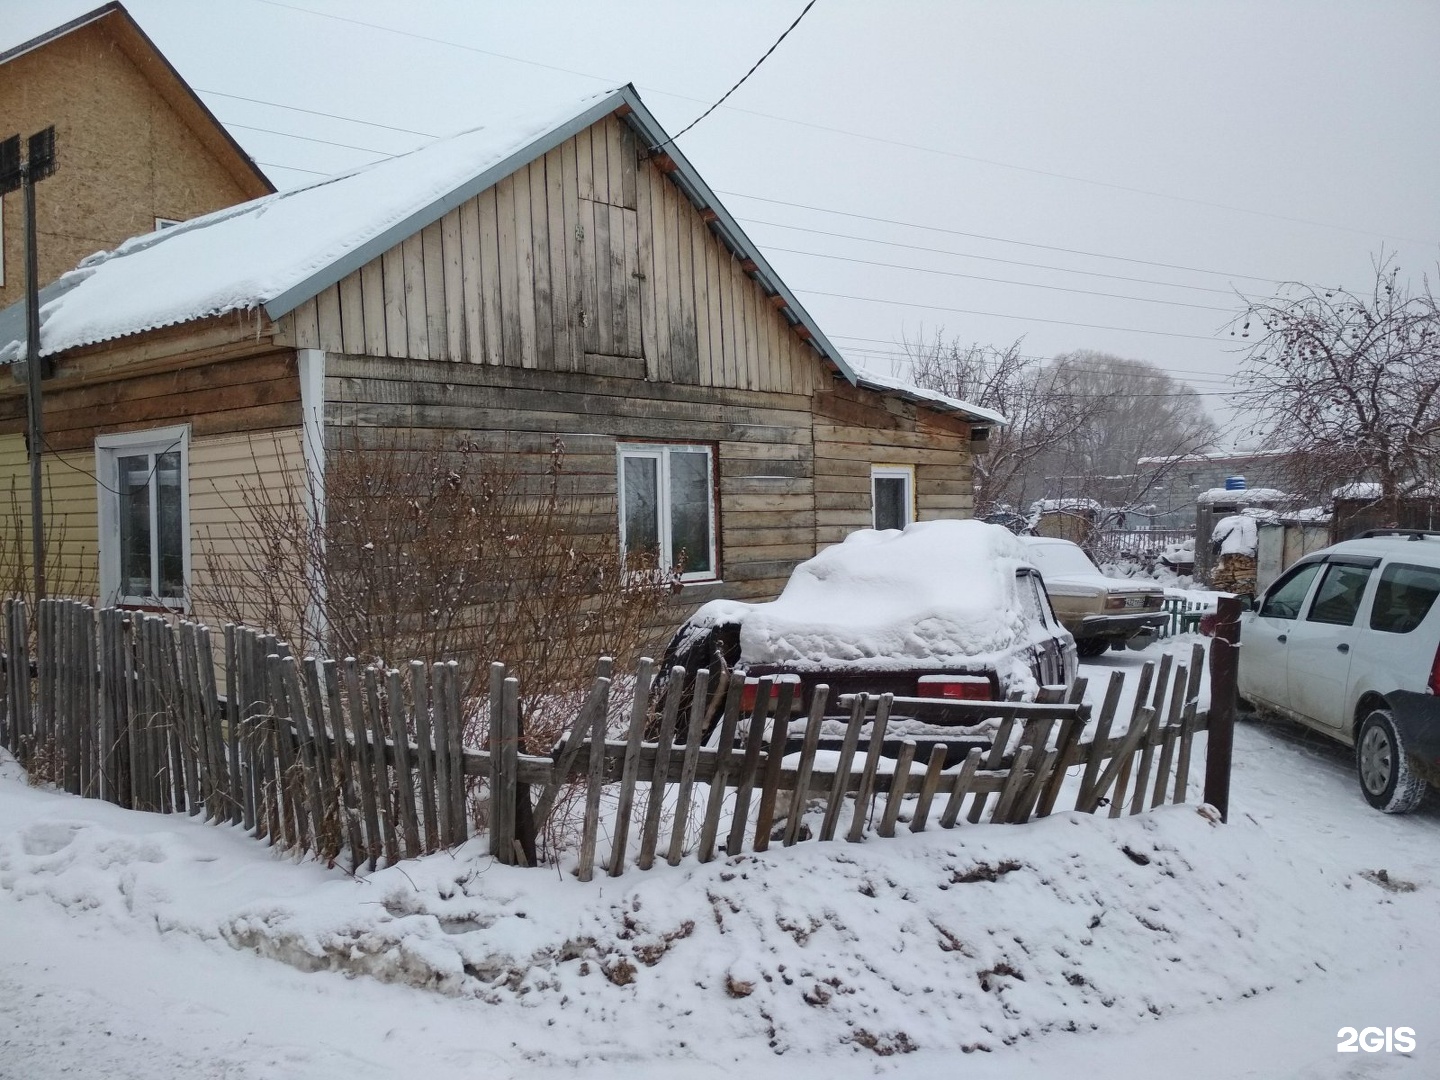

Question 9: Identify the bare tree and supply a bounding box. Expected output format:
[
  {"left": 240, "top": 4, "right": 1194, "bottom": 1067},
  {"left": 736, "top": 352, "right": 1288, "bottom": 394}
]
[
  {"left": 904, "top": 332, "right": 1087, "bottom": 516},
  {"left": 904, "top": 333, "right": 1217, "bottom": 520},
  {"left": 1231, "top": 254, "right": 1440, "bottom": 519}
]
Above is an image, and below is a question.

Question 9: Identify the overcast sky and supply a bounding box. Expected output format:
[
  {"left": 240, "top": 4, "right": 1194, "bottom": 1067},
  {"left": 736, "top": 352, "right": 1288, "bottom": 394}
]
[{"left": 6, "top": 0, "right": 1439, "bottom": 439}]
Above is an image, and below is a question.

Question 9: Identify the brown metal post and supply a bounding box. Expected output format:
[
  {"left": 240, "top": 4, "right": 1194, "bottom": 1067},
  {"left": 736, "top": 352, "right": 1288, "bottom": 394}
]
[
  {"left": 1203, "top": 594, "right": 1241, "bottom": 821},
  {"left": 23, "top": 165, "right": 45, "bottom": 607}
]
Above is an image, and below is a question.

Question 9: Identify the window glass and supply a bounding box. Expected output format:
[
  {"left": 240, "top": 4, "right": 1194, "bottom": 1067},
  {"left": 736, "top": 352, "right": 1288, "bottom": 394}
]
[
  {"left": 618, "top": 444, "right": 716, "bottom": 580},
  {"left": 1016, "top": 571, "right": 1045, "bottom": 627},
  {"left": 1306, "top": 563, "right": 1374, "bottom": 626},
  {"left": 873, "top": 476, "right": 908, "bottom": 531},
  {"left": 156, "top": 452, "right": 185, "bottom": 598},
  {"left": 118, "top": 454, "right": 152, "bottom": 598},
  {"left": 1259, "top": 562, "right": 1321, "bottom": 620},
  {"left": 668, "top": 450, "right": 711, "bottom": 574},
  {"left": 622, "top": 456, "right": 659, "bottom": 560},
  {"left": 1369, "top": 563, "right": 1440, "bottom": 634}
]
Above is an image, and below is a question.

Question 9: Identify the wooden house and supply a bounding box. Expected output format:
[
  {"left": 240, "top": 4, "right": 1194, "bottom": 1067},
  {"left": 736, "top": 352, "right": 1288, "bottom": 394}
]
[
  {"left": 0, "top": 2, "right": 273, "bottom": 311},
  {"left": 0, "top": 85, "right": 1000, "bottom": 631}
]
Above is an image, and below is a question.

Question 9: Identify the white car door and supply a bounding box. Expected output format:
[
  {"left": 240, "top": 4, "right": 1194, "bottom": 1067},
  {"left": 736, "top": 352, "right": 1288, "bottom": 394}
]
[
  {"left": 1284, "top": 559, "right": 1377, "bottom": 730},
  {"left": 1241, "top": 560, "right": 1324, "bottom": 710}
]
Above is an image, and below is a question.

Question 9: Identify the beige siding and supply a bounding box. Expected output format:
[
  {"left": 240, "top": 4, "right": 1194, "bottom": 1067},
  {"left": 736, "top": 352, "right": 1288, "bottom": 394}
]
[{"left": 0, "top": 433, "right": 101, "bottom": 598}]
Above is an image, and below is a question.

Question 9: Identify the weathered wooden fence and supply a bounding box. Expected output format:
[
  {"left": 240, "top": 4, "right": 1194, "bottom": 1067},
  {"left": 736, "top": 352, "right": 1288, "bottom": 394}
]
[
  {"left": 1, "top": 599, "right": 1210, "bottom": 878},
  {"left": 1093, "top": 527, "right": 1194, "bottom": 565}
]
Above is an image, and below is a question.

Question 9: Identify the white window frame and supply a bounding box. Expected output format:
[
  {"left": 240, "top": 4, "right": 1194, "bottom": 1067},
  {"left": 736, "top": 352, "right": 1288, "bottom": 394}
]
[
  {"left": 95, "top": 424, "right": 192, "bottom": 609},
  {"left": 871, "top": 464, "right": 915, "bottom": 531},
  {"left": 616, "top": 442, "right": 718, "bottom": 583},
  {"left": 154, "top": 216, "right": 182, "bottom": 230}
]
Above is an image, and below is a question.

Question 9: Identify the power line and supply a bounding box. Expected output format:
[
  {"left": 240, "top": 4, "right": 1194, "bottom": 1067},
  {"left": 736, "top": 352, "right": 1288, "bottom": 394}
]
[
  {"left": 234, "top": 0, "right": 1426, "bottom": 244},
  {"left": 828, "top": 333, "right": 1239, "bottom": 383},
  {"left": 254, "top": 159, "right": 331, "bottom": 176},
  {"left": 799, "top": 290, "right": 1230, "bottom": 341},
  {"left": 224, "top": 121, "right": 404, "bottom": 157},
  {"left": 197, "top": 87, "right": 439, "bottom": 138},
  {"left": 719, "top": 191, "right": 1288, "bottom": 283},
  {"left": 844, "top": 349, "right": 1236, "bottom": 392},
  {"left": 656, "top": 0, "right": 820, "bottom": 148},
  {"left": 210, "top": 99, "right": 1296, "bottom": 289},
  {"left": 763, "top": 246, "right": 1237, "bottom": 312},
  {"left": 736, "top": 217, "right": 1252, "bottom": 297}
]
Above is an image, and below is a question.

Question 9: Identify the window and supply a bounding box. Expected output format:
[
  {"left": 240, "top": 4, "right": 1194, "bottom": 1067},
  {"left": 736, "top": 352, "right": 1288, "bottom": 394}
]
[
  {"left": 871, "top": 465, "right": 914, "bottom": 531},
  {"left": 1258, "top": 561, "right": 1322, "bottom": 620},
  {"left": 617, "top": 443, "right": 716, "bottom": 581},
  {"left": 1369, "top": 563, "right": 1440, "bottom": 634},
  {"left": 1305, "top": 562, "right": 1374, "bottom": 627},
  {"left": 154, "top": 217, "right": 182, "bottom": 230},
  {"left": 96, "top": 426, "right": 190, "bottom": 607}
]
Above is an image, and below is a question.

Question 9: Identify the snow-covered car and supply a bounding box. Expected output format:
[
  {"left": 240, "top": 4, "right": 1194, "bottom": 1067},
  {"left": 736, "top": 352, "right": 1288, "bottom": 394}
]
[
  {"left": 1239, "top": 530, "right": 1440, "bottom": 813},
  {"left": 1018, "top": 536, "right": 1167, "bottom": 657},
  {"left": 659, "top": 519, "right": 1077, "bottom": 726}
]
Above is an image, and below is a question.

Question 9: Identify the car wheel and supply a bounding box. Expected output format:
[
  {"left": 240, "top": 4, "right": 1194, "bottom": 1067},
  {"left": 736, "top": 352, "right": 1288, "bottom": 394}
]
[
  {"left": 1076, "top": 638, "right": 1109, "bottom": 658},
  {"left": 1356, "top": 709, "right": 1427, "bottom": 814}
]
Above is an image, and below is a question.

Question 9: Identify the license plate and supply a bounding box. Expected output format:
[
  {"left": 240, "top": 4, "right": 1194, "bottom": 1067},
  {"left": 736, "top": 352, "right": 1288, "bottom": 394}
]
[{"left": 1123, "top": 596, "right": 1146, "bottom": 609}]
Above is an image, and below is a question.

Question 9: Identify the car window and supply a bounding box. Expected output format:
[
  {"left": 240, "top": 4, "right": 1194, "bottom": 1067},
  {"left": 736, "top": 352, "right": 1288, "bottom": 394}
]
[
  {"left": 1024, "top": 542, "right": 1099, "bottom": 577},
  {"left": 1369, "top": 563, "right": 1440, "bottom": 634},
  {"left": 1305, "top": 563, "right": 1374, "bottom": 626},
  {"left": 1016, "top": 570, "right": 1047, "bottom": 627},
  {"left": 1259, "top": 562, "right": 1322, "bottom": 620}
]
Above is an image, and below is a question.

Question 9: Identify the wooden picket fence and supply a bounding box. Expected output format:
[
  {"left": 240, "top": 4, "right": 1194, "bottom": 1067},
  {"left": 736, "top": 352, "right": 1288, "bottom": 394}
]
[
  {"left": 0, "top": 598, "right": 1212, "bottom": 878},
  {"left": 561, "top": 644, "right": 1209, "bottom": 879}
]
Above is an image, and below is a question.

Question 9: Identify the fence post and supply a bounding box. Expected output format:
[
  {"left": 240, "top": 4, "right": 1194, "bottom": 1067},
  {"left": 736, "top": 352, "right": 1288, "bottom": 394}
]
[{"left": 1204, "top": 595, "right": 1241, "bottom": 821}]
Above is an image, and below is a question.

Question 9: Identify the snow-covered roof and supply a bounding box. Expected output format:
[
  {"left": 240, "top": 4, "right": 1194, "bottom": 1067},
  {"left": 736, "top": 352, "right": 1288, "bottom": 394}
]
[
  {"left": 851, "top": 369, "right": 1008, "bottom": 427},
  {"left": 0, "top": 84, "right": 859, "bottom": 388},
  {"left": 1030, "top": 497, "right": 1104, "bottom": 514},
  {"left": 1196, "top": 487, "right": 1291, "bottom": 506},
  {"left": 1331, "top": 482, "right": 1383, "bottom": 500}
]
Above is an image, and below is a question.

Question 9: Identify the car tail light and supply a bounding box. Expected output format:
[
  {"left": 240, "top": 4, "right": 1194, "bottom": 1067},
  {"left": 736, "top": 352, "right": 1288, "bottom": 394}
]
[
  {"left": 741, "top": 676, "right": 799, "bottom": 712},
  {"left": 1105, "top": 596, "right": 1129, "bottom": 610},
  {"left": 1427, "top": 642, "right": 1440, "bottom": 695},
  {"left": 917, "top": 675, "right": 993, "bottom": 701}
]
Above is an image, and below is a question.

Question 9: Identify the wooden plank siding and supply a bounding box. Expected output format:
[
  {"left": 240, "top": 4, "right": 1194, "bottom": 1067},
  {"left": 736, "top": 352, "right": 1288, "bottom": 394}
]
[{"left": 279, "top": 116, "right": 823, "bottom": 396}]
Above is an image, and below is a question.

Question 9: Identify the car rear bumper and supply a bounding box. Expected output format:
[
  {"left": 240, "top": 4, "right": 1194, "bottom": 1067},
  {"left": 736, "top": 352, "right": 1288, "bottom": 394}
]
[{"left": 1073, "top": 612, "right": 1169, "bottom": 639}]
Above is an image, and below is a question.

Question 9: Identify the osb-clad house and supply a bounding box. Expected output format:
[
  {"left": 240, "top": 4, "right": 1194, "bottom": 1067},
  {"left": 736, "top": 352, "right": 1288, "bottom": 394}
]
[
  {"left": 0, "top": 2, "right": 273, "bottom": 311},
  {"left": 0, "top": 85, "right": 1001, "bottom": 628}
]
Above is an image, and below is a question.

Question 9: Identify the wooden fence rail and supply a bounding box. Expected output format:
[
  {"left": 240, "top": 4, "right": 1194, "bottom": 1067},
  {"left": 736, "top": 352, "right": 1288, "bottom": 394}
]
[{"left": 0, "top": 599, "right": 1211, "bottom": 879}]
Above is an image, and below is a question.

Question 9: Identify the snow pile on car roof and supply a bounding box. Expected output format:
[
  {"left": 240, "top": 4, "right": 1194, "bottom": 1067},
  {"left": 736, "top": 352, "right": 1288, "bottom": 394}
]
[{"left": 690, "top": 519, "right": 1038, "bottom": 672}]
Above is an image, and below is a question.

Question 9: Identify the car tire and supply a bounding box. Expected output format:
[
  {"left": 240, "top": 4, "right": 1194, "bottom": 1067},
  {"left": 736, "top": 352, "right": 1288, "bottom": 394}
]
[
  {"left": 1076, "top": 638, "right": 1109, "bottom": 658},
  {"left": 1356, "top": 709, "right": 1427, "bottom": 814}
]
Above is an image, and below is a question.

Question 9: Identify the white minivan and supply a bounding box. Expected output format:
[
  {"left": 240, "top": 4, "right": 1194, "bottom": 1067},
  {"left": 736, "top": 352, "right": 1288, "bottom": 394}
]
[{"left": 1239, "top": 530, "right": 1440, "bottom": 813}]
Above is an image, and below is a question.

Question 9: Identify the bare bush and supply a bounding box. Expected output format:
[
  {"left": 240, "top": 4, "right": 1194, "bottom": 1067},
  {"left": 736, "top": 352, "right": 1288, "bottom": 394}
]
[{"left": 195, "top": 432, "right": 674, "bottom": 755}]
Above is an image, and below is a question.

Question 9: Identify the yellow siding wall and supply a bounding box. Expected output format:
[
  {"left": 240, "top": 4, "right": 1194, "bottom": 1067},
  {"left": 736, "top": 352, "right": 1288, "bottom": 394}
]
[
  {"left": 0, "top": 432, "right": 100, "bottom": 598},
  {"left": 0, "top": 428, "right": 306, "bottom": 627}
]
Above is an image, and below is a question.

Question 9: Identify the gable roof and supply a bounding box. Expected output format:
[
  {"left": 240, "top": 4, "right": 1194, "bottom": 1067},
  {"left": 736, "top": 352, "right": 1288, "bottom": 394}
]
[
  {"left": 0, "top": 83, "right": 1004, "bottom": 425},
  {"left": 0, "top": 2, "right": 273, "bottom": 200}
]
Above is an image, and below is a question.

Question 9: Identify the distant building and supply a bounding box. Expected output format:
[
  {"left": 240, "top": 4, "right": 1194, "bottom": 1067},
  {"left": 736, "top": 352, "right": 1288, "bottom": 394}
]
[{"left": 0, "top": 2, "right": 272, "bottom": 310}]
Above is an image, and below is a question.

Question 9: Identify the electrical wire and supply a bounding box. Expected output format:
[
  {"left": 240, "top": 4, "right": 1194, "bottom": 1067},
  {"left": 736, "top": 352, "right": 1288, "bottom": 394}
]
[
  {"left": 797, "top": 289, "right": 1230, "bottom": 341},
  {"left": 233, "top": 0, "right": 1427, "bottom": 244},
  {"left": 41, "top": 436, "right": 184, "bottom": 496},
  {"left": 762, "top": 246, "right": 1236, "bottom": 312},
  {"left": 653, "top": 0, "right": 820, "bottom": 149}
]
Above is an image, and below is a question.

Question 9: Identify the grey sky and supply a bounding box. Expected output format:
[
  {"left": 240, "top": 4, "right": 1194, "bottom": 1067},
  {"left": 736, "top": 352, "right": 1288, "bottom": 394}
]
[{"left": 6, "top": 0, "right": 1439, "bottom": 435}]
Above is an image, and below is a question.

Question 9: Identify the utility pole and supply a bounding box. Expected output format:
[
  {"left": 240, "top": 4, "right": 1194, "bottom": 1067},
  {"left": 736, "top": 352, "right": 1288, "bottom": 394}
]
[{"left": 1, "top": 127, "right": 57, "bottom": 606}]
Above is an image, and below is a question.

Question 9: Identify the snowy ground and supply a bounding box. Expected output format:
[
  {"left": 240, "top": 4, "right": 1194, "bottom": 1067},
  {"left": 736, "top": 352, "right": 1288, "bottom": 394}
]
[{"left": 3, "top": 638, "right": 1438, "bottom": 1078}]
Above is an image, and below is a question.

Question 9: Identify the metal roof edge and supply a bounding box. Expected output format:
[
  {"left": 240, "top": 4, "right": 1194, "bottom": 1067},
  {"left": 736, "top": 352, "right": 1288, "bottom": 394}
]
[
  {"left": 610, "top": 86, "right": 858, "bottom": 385},
  {"left": 262, "top": 89, "right": 629, "bottom": 320},
  {"left": 852, "top": 372, "right": 1009, "bottom": 427},
  {"left": 0, "top": 2, "right": 121, "bottom": 66}
]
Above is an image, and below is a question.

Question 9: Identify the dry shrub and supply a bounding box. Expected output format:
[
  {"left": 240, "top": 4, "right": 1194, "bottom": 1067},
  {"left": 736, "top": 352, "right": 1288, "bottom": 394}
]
[
  {"left": 1, "top": 469, "right": 95, "bottom": 628},
  {"left": 195, "top": 431, "right": 674, "bottom": 755}
]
